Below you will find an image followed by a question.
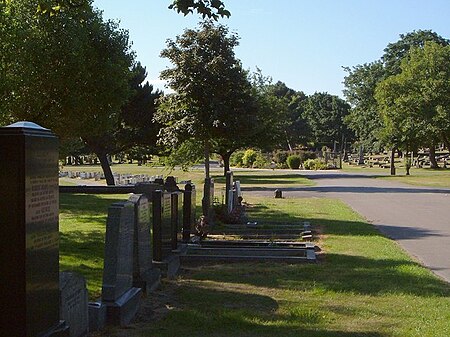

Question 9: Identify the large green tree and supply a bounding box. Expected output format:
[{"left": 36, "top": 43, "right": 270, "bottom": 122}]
[
  {"left": 382, "top": 30, "right": 449, "bottom": 76},
  {"left": 302, "top": 92, "right": 353, "bottom": 149},
  {"left": 33, "top": 0, "right": 230, "bottom": 20},
  {"left": 261, "top": 80, "right": 308, "bottom": 150},
  {"left": 343, "top": 62, "right": 385, "bottom": 152},
  {"left": 155, "top": 21, "right": 260, "bottom": 177},
  {"left": 376, "top": 42, "right": 450, "bottom": 169},
  {"left": 343, "top": 30, "right": 449, "bottom": 161},
  {"left": 2, "top": 0, "right": 135, "bottom": 184}
]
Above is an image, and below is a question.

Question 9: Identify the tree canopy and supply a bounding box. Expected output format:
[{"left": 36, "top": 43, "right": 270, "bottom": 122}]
[
  {"left": 2, "top": 0, "right": 137, "bottom": 184},
  {"left": 303, "top": 92, "right": 353, "bottom": 148},
  {"left": 156, "top": 21, "right": 262, "bottom": 176},
  {"left": 344, "top": 30, "right": 450, "bottom": 156},
  {"left": 31, "top": 0, "right": 230, "bottom": 20},
  {"left": 376, "top": 42, "right": 450, "bottom": 157}
]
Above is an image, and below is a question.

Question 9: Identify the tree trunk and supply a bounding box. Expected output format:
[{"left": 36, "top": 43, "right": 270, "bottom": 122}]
[
  {"left": 222, "top": 152, "right": 231, "bottom": 176},
  {"left": 97, "top": 152, "right": 115, "bottom": 185},
  {"left": 285, "top": 131, "right": 293, "bottom": 151},
  {"left": 405, "top": 151, "right": 411, "bottom": 176},
  {"left": 429, "top": 146, "right": 438, "bottom": 169},
  {"left": 390, "top": 147, "right": 396, "bottom": 176},
  {"left": 204, "top": 141, "right": 210, "bottom": 179}
]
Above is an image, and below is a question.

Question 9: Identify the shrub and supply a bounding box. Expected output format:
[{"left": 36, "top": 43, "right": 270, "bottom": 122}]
[
  {"left": 273, "top": 151, "right": 288, "bottom": 165},
  {"left": 253, "top": 152, "right": 270, "bottom": 168},
  {"left": 242, "top": 149, "right": 258, "bottom": 167},
  {"left": 299, "top": 150, "right": 316, "bottom": 162},
  {"left": 286, "top": 155, "right": 301, "bottom": 169},
  {"left": 230, "top": 150, "right": 245, "bottom": 167},
  {"left": 303, "top": 158, "right": 327, "bottom": 170}
]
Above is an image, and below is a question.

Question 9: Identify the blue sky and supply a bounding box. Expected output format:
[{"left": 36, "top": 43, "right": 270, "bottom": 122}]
[{"left": 93, "top": 0, "right": 450, "bottom": 98}]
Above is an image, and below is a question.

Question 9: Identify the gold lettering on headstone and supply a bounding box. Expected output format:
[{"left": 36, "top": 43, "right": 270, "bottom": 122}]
[{"left": 25, "top": 155, "right": 58, "bottom": 251}]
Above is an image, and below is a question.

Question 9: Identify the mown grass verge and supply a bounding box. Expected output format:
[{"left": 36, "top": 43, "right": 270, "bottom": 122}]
[{"left": 60, "top": 194, "right": 450, "bottom": 336}]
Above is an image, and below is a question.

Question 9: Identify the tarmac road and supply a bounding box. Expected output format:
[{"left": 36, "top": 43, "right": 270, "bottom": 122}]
[{"left": 243, "top": 170, "right": 450, "bottom": 283}]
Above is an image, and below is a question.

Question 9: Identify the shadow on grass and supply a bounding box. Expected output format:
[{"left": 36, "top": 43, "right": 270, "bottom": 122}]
[
  {"left": 59, "top": 230, "right": 105, "bottom": 298},
  {"left": 149, "top": 285, "right": 385, "bottom": 337},
  {"left": 187, "top": 252, "right": 449, "bottom": 298},
  {"left": 246, "top": 204, "right": 444, "bottom": 239},
  {"left": 59, "top": 193, "right": 128, "bottom": 215}
]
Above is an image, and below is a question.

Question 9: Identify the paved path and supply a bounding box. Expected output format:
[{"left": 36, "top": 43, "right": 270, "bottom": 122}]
[{"left": 243, "top": 171, "right": 450, "bottom": 283}]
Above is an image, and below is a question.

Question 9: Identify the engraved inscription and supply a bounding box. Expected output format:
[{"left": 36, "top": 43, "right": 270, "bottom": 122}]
[{"left": 26, "top": 176, "right": 58, "bottom": 224}]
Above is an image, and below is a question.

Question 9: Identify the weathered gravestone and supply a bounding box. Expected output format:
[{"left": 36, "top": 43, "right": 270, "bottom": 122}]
[
  {"left": 202, "top": 178, "right": 215, "bottom": 224},
  {"left": 59, "top": 272, "right": 89, "bottom": 337},
  {"left": 128, "top": 194, "right": 160, "bottom": 293},
  {"left": 101, "top": 201, "right": 142, "bottom": 326},
  {"left": 164, "top": 175, "right": 179, "bottom": 192},
  {"left": 0, "top": 122, "right": 69, "bottom": 337},
  {"left": 225, "top": 171, "right": 234, "bottom": 213}
]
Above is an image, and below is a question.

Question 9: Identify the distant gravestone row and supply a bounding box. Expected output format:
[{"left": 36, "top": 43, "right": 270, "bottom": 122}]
[
  {"left": 60, "top": 171, "right": 163, "bottom": 185},
  {"left": 90, "top": 179, "right": 198, "bottom": 330}
]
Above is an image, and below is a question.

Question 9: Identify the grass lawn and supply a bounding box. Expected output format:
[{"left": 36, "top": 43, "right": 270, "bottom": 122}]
[
  {"left": 59, "top": 193, "right": 127, "bottom": 299},
  {"left": 59, "top": 193, "right": 450, "bottom": 337},
  {"left": 342, "top": 163, "right": 450, "bottom": 188}
]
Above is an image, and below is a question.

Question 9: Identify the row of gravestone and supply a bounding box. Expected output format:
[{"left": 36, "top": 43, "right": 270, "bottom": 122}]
[
  {"left": 59, "top": 171, "right": 164, "bottom": 186},
  {"left": 225, "top": 171, "right": 242, "bottom": 214},
  {"left": 85, "top": 181, "right": 199, "bottom": 333},
  {"left": 0, "top": 122, "right": 209, "bottom": 337}
]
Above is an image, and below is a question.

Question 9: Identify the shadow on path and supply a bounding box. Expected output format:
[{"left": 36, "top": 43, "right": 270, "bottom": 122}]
[
  {"left": 242, "top": 185, "right": 450, "bottom": 194},
  {"left": 376, "top": 224, "right": 447, "bottom": 240}
]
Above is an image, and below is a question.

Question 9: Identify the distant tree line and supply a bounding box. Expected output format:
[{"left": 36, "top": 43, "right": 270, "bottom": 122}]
[
  {"left": 3, "top": 1, "right": 447, "bottom": 183},
  {"left": 343, "top": 30, "right": 450, "bottom": 172}
]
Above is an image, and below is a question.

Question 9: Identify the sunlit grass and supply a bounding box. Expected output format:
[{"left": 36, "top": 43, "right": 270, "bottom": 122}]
[
  {"left": 60, "top": 191, "right": 450, "bottom": 336},
  {"left": 342, "top": 163, "right": 450, "bottom": 188}
]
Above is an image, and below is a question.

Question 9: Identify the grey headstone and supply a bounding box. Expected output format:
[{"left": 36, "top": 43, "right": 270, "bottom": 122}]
[
  {"left": 102, "top": 201, "right": 135, "bottom": 301},
  {"left": 227, "top": 189, "right": 234, "bottom": 213},
  {"left": 101, "top": 201, "right": 142, "bottom": 326},
  {"left": 225, "top": 171, "right": 233, "bottom": 208},
  {"left": 88, "top": 302, "right": 106, "bottom": 332},
  {"left": 59, "top": 272, "right": 89, "bottom": 337},
  {"left": 235, "top": 181, "right": 241, "bottom": 197}
]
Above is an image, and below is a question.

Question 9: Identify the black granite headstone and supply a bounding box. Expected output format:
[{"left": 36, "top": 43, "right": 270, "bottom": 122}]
[
  {"left": 182, "top": 184, "right": 193, "bottom": 242},
  {"left": 152, "top": 190, "right": 163, "bottom": 262},
  {"left": 164, "top": 176, "right": 179, "bottom": 192},
  {"left": 172, "top": 191, "right": 184, "bottom": 249},
  {"left": 127, "top": 194, "right": 160, "bottom": 293},
  {"left": 101, "top": 201, "right": 142, "bottom": 326},
  {"left": 152, "top": 190, "right": 181, "bottom": 278},
  {"left": 162, "top": 192, "right": 173, "bottom": 256},
  {"left": 0, "top": 122, "right": 68, "bottom": 337},
  {"left": 152, "top": 191, "right": 172, "bottom": 261}
]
